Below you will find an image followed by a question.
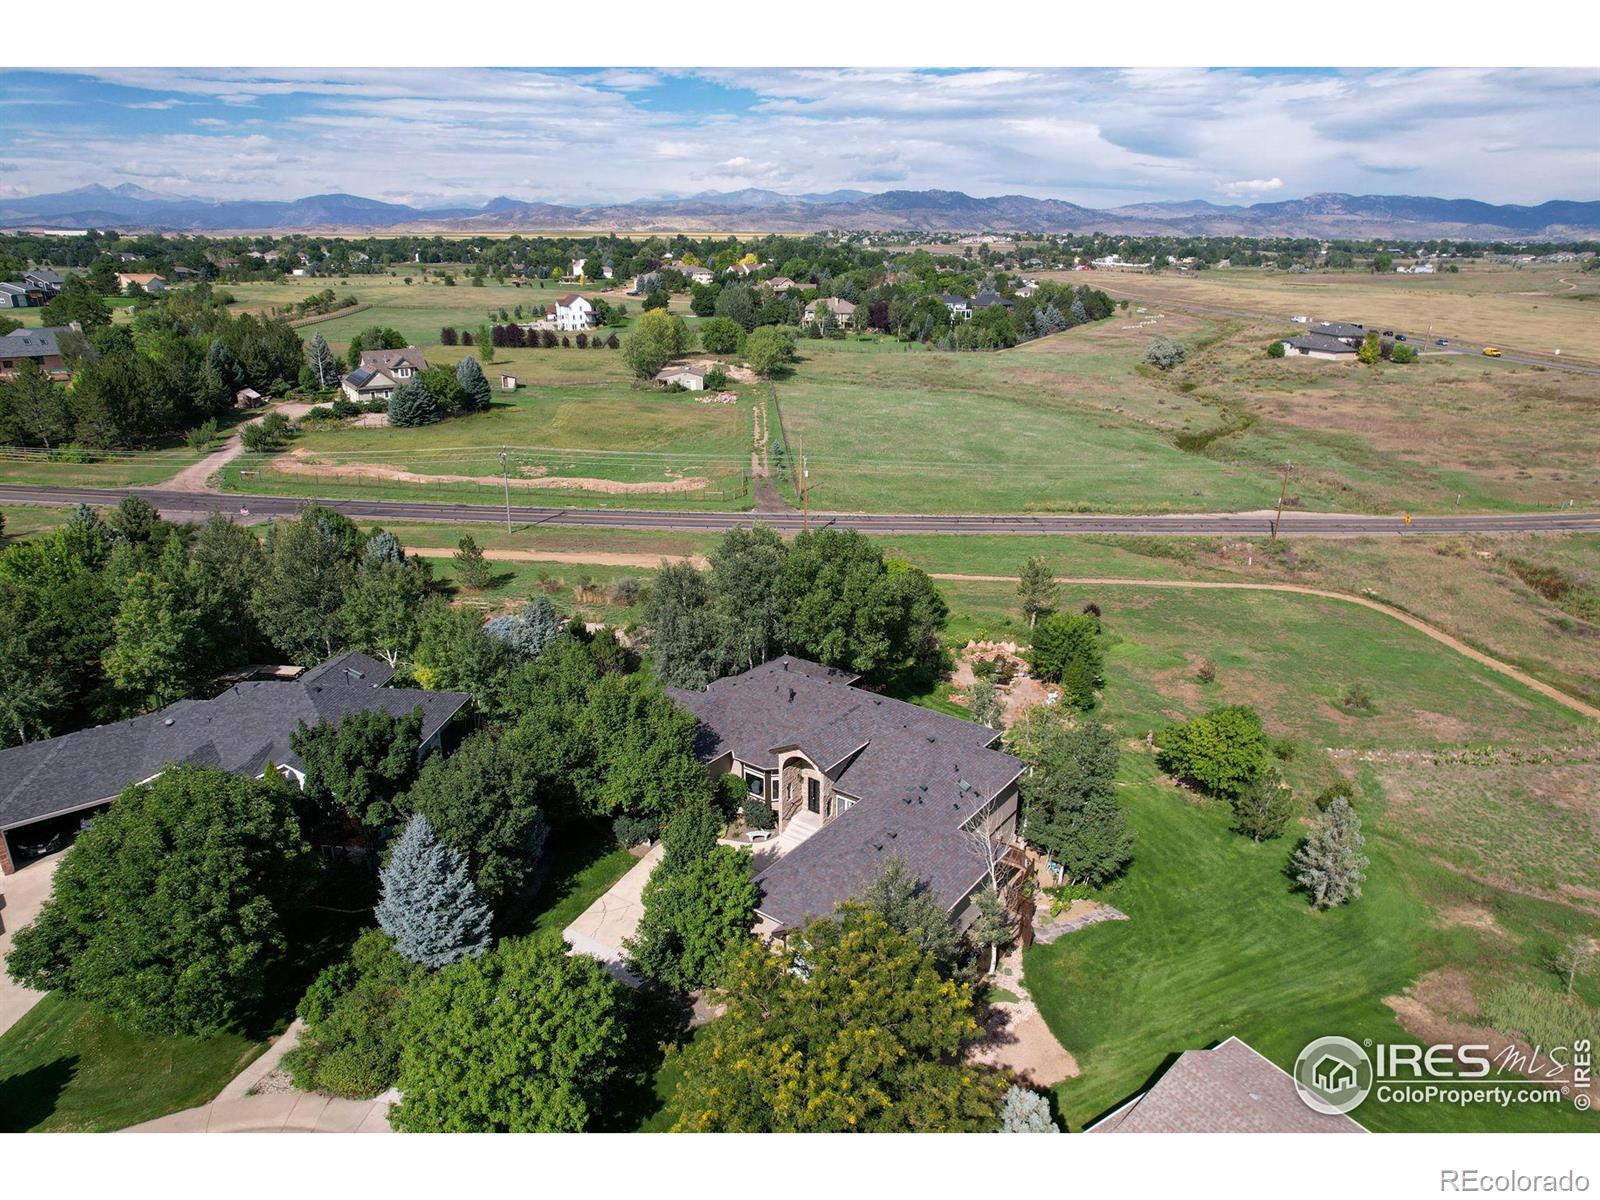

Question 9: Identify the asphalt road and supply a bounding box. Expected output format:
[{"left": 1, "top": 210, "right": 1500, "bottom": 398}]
[
  {"left": 1095, "top": 284, "right": 1600, "bottom": 376},
  {"left": 3, "top": 483, "right": 1597, "bottom": 536}
]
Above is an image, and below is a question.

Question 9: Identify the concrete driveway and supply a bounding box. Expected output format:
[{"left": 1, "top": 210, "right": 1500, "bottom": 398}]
[
  {"left": 563, "top": 843, "right": 663, "bottom": 984},
  {"left": 0, "top": 852, "right": 62, "bottom": 1036}
]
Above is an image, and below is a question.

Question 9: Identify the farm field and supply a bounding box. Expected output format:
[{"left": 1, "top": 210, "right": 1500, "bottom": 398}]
[
  {"left": 1068, "top": 263, "right": 1600, "bottom": 363},
  {"left": 766, "top": 312, "right": 1600, "bottom": 515}
]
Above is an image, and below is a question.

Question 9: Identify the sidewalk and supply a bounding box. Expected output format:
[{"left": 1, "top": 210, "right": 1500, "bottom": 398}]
[{"left": 0, "top": 852, "right": 63, "bottom": 1036}]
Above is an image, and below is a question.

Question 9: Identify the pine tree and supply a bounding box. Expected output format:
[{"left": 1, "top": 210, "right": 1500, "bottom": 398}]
[
  {"left": 483, "top": 596, "right": 564, "bottom": 660},
  {"left": 1230, "top": 770, "right": 1296, "bottom": 843},
  {"left": 375, "top": 813, "right": 493, "bottom": 968},
  {"left": 1292, "top": 797, "right": 1369, "bottom": 908},
  {"left": 387, "top": 377, "right": 442, "bottom": 427},
  {"left": 998, "top": 1085, "right": 1058, "bottom": 1132},
  {"left": 307, "top": 332, "right": 338, "bottom": 389},
  {"left": 453, "top": 535, "right": 492, "bottom": 589},
  {"left": 455, "top": 355, "right": 492, "bottom": 413},
  {"left": 971, "top": 886, "right": 1014, "bottom": 975},
  {"left": 1069, "top": 296, "right": 1088, "bottom": 325}
]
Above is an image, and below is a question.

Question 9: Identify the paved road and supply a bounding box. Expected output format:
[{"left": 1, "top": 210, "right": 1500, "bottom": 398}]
[
  {"left": 1095, "top": 284, "right": 1600, "bottom": 376},
  {"left": 2, "top": 483, "right": 1597, "bottom": 536}
]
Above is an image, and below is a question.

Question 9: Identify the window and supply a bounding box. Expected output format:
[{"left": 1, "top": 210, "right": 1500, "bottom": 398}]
[
  {"left": 806, "top": 777, "right": 821, "bottom": 814},
  {"left": 744, "top": 770, "right": 765, "bottom": 799}
]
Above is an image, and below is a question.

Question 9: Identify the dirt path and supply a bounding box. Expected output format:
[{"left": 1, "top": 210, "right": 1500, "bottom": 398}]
[
  {"left": 163, "top": 424, "right": 258, "bottom": 493},
  {"left": 931, "top": 574, "right": 1600, "bottom": 722},
  {"left": 271, "top": 452, "right": 710, "bottom": 495},
  {"left": 405, "top": 545, "right": 707, "bottom": 570}
]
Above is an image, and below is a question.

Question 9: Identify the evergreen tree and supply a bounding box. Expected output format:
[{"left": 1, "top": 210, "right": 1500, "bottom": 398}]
[
  {"left": 376, "top": 813, "right": 493, "bottom": 969},
  {"left": 1016, "top": 712, "right": 1132, "bottom": 886},
  {"left": 1068, "top": 296, "right": 1089, "bottom": 325},
  {"left": 363, "top": 529, "right": 406, "bottom": 567},
  {"left": 971, "top": 886, "right": 1014, "bottom": 975},
  {"left": 1292, "top": 797, "right": 1368, "bottom": 907},
  {"left": 306, "top": 331, "right": 338, "bottom": 389},
  {"left": 455, "top": 355, "right": 493, "bottom": 413},
  {"left": 452, "top": 535, "right": 492, "bottom": 589},
  {"left": 387, "top": 376, "right": 442, "bottom": 427},
  {"left": 483, "top": 596, "right": 564, "bottom": 660},
  {"left": 1028, "top": 611, "right": 1102, "bottom": 706},
  {"left": 998, "top": 1085, "right": 1058, "bottom": 1132},
  {"left": 1230, "top": 770, "right": 1296, "bottom": 843}
]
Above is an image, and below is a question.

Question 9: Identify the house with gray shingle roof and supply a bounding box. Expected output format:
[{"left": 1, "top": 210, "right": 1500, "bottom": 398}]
[
  {"left": 1284, "top": 332, "right": 1358, "bottom": 360},
  {"left": 0, "top": 324, "right": 84, "bottom": 381},
  {"left": 339, "top": 345, "right": 427, "bottom": 404},
  {"left": 668, "top": 656, "right": 1028, "bottom": 934},
  {"left": 0, "top": 651, "right": 469, "bottom": 874}
]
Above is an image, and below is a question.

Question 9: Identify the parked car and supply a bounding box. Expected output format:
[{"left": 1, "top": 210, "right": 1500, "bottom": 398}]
[
  {"left": 14, "top": 830, "right": 66, "bottom": 860},
  {"left": 1395, "top": 333, "right": 1407, "bottom": 341},
  {"left": 1483, "top": 347, "right": 1502, "bottom": 357},
  {"left": 1381, "top": 330, "right": 1394, "bottom": 337},
  {"left": 1436, "top": 338, "right": 1450, "bottom": 346}
]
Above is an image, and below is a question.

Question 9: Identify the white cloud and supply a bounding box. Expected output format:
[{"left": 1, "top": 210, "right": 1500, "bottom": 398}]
[
  {"left": 1218, "top": 177, "right": 1285, "bottom": 196},
  {"left": 2, "top": 67, "right": 1595, "bottom": 206}
]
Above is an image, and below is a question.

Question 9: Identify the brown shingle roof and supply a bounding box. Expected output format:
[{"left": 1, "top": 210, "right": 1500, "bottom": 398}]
[{"left": 1089, "top": 1037, "right": 1367, "bottom": 1133}]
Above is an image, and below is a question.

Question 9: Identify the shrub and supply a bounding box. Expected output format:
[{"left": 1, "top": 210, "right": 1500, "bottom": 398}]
[
  {"left": 608, "top": 576, "right": 642, "bottom": 606},
  {"left": 1481, "top": 981, "right": 1599, "bottom": 1051},
  {"left": 613, "top": 814, "right": 657, "bottom": 846},
  {"left": 1390, "top": 342, "right": 1418, "bottom": 363},
  {"left": 1229, "top": 771, "right": 1296, "bottom": 843},
  {"left": 1194, "top": 658, "right": 1217, "bottom": 684},
  {"left": 1028, "top": 611, "right": 1103, "bottom": 706},
  {"left": 1266, "top": 340, "right": 1286, "bottom": 358},
  {"left": 1156, "top": 705, "right": 1272, "bottom": 800},
  {"left": 1339, "top": 681, "right": 1376, "bottom": 712},
  {"left": 184, "top": 418, "right": 219, "bottom": 449},
  {"left": 330, "top": 395, "right": 360, "bottom": 418},
  {"left": 704, "top": 365, "right": 728, "bottom": 390},
  {"left": 1313, "top": 782, "right": 1357, "bottom": 812},
  {"left": 742, "top": 789, "right": 776, "bottom": 831},
  {"left": 1144, "top": 335, "right": 1187, "bottom": 370},
  {"left": 285, "top": 928, "right": 421, "bottom": 1098},
  {"left": 303, "top": 405, "right": 336, "bottom": 421}
]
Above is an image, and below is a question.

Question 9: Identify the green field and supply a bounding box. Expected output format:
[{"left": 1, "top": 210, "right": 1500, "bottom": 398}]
[
  {"left": 1029, "top": 757, "right": 1598, "bottom": 1133},
  {"left": 224, "top": 342, "right": 756, "bottom": 509}
]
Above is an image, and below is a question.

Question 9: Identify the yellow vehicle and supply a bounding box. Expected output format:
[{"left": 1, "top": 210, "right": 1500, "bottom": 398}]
[{"left": 1482, "top": 346, "right": 1502, "bottom": 357}]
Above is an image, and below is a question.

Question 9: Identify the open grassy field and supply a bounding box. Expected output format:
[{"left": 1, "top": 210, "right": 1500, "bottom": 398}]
[
  {"left": 1066, "top": 263, "right": 1600, "bottom": 364},
  {"left": 226, "top": 341, "right": 756, "bottom": 509},
  {"left": 771, "top": 309, "right": 1599, "bottom": 514}
]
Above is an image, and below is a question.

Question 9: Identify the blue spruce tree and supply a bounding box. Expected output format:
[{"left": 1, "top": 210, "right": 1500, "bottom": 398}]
[
  {"left": 387, "top": 377, "right": 442, "bottom": 428},
  {"left": 455, "top": 355, "right": 493, "bottom": 413},
  {"left": 376, "top": 813, "right": 493, "bottom": 968}
]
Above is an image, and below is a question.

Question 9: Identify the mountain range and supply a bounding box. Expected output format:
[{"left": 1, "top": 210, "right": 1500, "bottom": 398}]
[{"left": 2, "top": 183, "right": 1596, "bottom": 240}]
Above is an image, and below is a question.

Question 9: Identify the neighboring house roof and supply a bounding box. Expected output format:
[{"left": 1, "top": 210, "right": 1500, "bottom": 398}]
[
  {"left": 343, "top": 366, "right": 400, "bottom": 391},
  {"left": 973, "top": 289, "right": 1012, "bottom": 308},
  {"left": 1286, "top": 333, "right": 1357, "bottom": 355},
  {"left": 1312, "top": 321, "right": 1366, "bottom": 339},
  {"left": 23, "top": 270, "right": 63, "bottom": 285},
  {"left": 668, "top": 656, "right": 1026, "bottom": 928},
  {"left": 654, "top": 365, "right": 706, "bottom": 382},
  {"left": 768, "top": 276, "right": 796, "bottom": 291},
  {"left": 358, "top": 346, "right": 427, "bottom": 374},
  {"left": 0, "top": 282, "right": 29, "bottom": 297},
  {"left": 117, "top": 273, "right": 165, "bottom": 287},
  {"left": 941, "top": 292, "right": 970, "bottom": 307},
  {"left": 1089, "top": 1037, "right": 1366, "bottom": 1134},
  {"left": 808, "top": 297, "right": 856, "bottom": 317},
  {"left": 555, "top": 294, "right": 590, "bottom": 308},
  {"left": 0, "top": 326, "right": 73, "bottom": 360},
  {"left": 0, "top": 652, "right": 469, "bottom": 833}
]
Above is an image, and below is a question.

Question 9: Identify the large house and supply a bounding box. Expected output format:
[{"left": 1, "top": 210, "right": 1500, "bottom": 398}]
[
  {"left": 553, "top": 294, "right": 596, "bottom": 331},
  {"left": 802, "top": 296, "right": 856, "bottom": 327},
  {"left": 0, "top": 652, "right": 469, "bottom": 874},
  {"left": 0, "top": 282, "right": 34, "bottom": 308},
  {"left": 668, "top": 656, "right": 1029, "bottom": 935},
  {"left": 1088, "top": 1036, "right": 1366, "bottom": 1133},
  {"left": 767, "top": 275, "right": 797, "bottom": 294},
  {"left": 942, "top": 292, "right": 973, "bottom": 320},
  {"left": 21, "top": 269, "right": 64, "bottom": 295},
  {"left": 1283, "top": 332, "right": 1358, "bottom": 360},
  {"left": 1309, "top": 321, "right": 1366, "bottom": 345},
  {"left": 682, "top": 265, "right": 715, "bottom": 285},
  {"left": 0, "top": 324, "right": 82, "bottom": 381},
  {"left": 339, "top": 345, "right": 428, "bottom": 404}
]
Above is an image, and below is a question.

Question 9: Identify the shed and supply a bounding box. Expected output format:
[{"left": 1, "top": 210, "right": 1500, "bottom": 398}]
[{"left": 500, "top": 373, "right": 518, "bottom": 391}]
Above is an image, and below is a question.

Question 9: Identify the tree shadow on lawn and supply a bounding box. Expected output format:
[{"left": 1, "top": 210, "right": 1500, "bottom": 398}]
[
  {"left": 497, "top": 819, "right": 627, "bottom": 941},
  {"left": 0, "top": 1055, "right": 78, "bottom": 1133},
  {"left": 1072, "top": 1049, "right": 1182, "bottom": 1133},
  {"left": 594, "top": 986, "right": 693, "bottom": 1133}
]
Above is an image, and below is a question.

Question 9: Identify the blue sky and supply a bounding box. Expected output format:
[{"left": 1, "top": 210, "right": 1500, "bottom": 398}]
[{"left": 1, "top": 67, "right": 1596, "bottom": 206}]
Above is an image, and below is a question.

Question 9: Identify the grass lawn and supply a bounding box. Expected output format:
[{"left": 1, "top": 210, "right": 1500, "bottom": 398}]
[
  {"left": 0, "top": 447, "right": 206, "bottom": 489},
  {"left": 517, "top": 822, "right": 639, "bottom": 943},
  {"left": 1028, "top": 756, "right": 1598, "bottom": 1133},
  {"left": 0, "top": 994, "right": 266, "bottom": 1132}
]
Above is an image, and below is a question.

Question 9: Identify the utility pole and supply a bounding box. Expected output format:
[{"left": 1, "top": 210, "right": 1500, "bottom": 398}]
[
  {"left": 499, "top": 449, "right": 512, "bottom": 533},
  {"left": 1270, "top": 462, "right": 1292, "bottom": 540},
  {"left": 799, "top": 436, "right": 809, "bottom": 532}
]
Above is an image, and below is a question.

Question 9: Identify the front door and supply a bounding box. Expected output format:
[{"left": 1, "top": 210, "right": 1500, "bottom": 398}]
[{"left": 806, "top": 777, "right": 821, "bottom": 815}]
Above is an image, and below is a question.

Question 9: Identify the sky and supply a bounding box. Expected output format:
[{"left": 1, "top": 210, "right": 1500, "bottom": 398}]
[{"left": 1, "top": 67, "right": 1597, "bottom": 208}]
